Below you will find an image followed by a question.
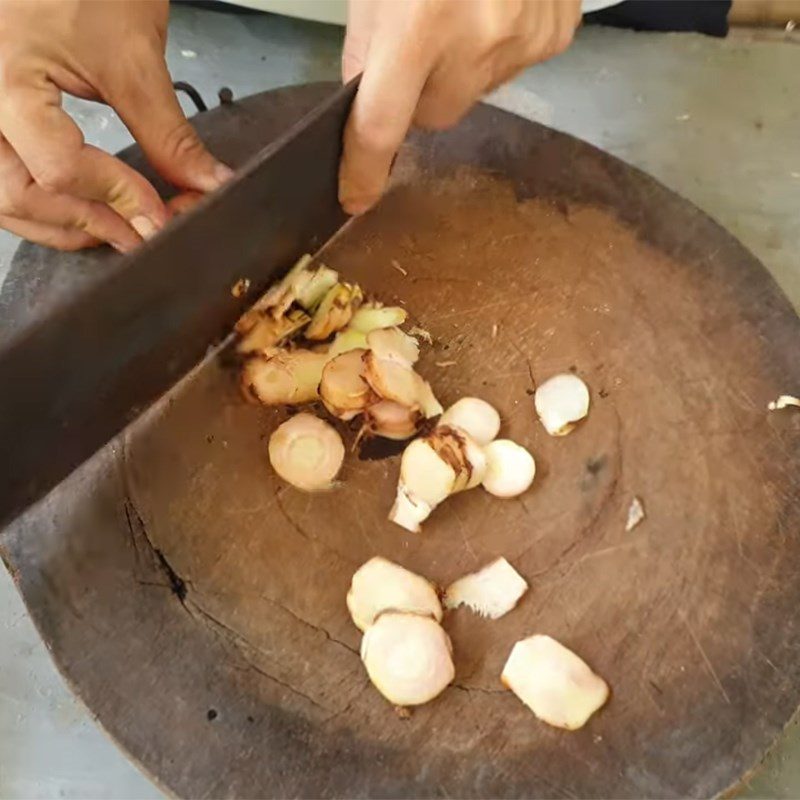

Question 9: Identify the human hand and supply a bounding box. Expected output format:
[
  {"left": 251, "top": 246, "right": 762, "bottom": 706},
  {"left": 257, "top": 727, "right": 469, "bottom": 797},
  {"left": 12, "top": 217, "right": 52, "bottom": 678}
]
[
  {"left": 339, "top": 0, "right": 581, "bottom": 215},
  {"left": 0, "top": 0, "right": 231, "bottom": 252}
]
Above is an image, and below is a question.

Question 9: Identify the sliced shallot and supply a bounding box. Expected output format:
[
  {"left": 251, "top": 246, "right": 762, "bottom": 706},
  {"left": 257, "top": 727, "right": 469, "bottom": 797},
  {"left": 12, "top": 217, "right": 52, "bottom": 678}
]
[
  {"left": 534, "top": 373, "right": 590, "bottom": 436},
  {"left": 346, "top": 556, "right": 442, "bottom": 632},
  {"left": 439, "top": 397, "right": 501, "bottom": 446},
  {"left": 501, "top": 634, "right": 609, "bottom": 730},
  {"left": 366, "top": 326, "right": 420, "bottom": 366},
  {"left": 361, "top": 612, "right": 455, "bottom": 706},
  {"left": 481, "top": 440, "right": 535, "bottom": 498},
  {"left": 444, "top": 557, "right": 528, "bottom": 619},
  {"left": 268, "top": 413, "right": 344, "bottom": 492}
]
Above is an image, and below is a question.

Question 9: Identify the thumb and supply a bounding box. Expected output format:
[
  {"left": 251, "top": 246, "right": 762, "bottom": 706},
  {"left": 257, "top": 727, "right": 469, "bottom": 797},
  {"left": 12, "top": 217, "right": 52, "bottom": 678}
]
[{"left": 110, "top": 51, "right": 232, "bottom": 193}]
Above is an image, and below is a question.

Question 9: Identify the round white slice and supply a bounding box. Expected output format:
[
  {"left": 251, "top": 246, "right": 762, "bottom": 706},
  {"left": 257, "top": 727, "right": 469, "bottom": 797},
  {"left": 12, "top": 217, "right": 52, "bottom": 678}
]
[
  {"left": 501, "top": 634, "right": 609, "bottom": 730},
  {"left": 534, "top": 373, "right": 590, "bottom": 436},
  {"left": 481, "top": 440, "right": 535, "bottom": 498},
  {"left": 361, "top": 612, "right": 455, "bottom": 706},
  {"left": 399, "top": 438, "right": 457, "bottom": 508},
  {"left": 346, "top": 556, "right": 442, "bottom": 632},
  {"left": 268, "top": 413, "right": 344, "bottom": 492},
  {"left": 439, "top": 398, "right": 501, "bottom": 445}
]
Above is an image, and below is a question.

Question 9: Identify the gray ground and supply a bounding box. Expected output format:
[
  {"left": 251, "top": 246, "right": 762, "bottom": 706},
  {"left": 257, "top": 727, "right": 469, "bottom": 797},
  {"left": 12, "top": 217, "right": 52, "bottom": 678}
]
[{"left": 0, "top": 5, "right": 798, "bottom": 798}]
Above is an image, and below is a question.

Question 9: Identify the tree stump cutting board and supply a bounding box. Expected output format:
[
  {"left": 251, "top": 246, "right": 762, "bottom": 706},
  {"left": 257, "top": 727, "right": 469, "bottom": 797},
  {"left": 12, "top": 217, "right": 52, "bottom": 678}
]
[{"left": 1, "top": 83, "right": 798, "bottom": 799}]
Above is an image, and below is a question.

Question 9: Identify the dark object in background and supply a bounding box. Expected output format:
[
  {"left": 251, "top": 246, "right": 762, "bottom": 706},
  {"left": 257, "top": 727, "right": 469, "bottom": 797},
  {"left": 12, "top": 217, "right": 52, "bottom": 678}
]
[{"left": 585, "top": 0, "right": 732, "bottom": 37}]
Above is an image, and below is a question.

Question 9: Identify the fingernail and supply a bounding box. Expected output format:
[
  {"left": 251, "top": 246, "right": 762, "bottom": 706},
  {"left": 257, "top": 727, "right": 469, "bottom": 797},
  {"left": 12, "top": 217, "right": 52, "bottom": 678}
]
[
  {"left": 342, "top": 198, "right": 370, "bottom": 216},
  {"left": 131, "top": 215, "right": 159, "bottom": 240},
  {"left": 193, "top": 163, "right": 234, "bottom": 194},
  {"left": 215, "top": 163, "right": 234, "bottom": 184},
  {"left": 111, "top": 241, "right": 134, "bottom": 254}
]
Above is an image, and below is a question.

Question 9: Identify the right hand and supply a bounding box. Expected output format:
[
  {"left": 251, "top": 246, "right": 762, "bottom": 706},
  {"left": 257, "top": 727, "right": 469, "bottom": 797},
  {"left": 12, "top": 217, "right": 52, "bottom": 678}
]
[{"left": 0, "top": 0, "right": 231, "bottom": 253}]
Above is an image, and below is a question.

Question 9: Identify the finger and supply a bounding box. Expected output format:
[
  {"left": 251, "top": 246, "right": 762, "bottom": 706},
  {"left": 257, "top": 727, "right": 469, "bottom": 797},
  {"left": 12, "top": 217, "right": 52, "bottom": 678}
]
[
  {"left": 0, "top": 214, "right": 100, "bottom": 251},
  {"left": 413, "top": 54, "right": 487, "bottom": 131},
  {"left": 0, "top": 135, "right": 141, "bottom": 252},
  {"left": 109, "top": 49, "right": 232, "bottom": 193},
  {"left": 339, "top": 35, "right": 434, "bottom": 215},
  {"left": 0, "top": 82, "right": 168, "bottom": 239},
  {"left": 342, "top": 0, "right": 377, "bottom": 82},
  {"left": 167, "top": 191, "right": 204, "bottom": 217}
]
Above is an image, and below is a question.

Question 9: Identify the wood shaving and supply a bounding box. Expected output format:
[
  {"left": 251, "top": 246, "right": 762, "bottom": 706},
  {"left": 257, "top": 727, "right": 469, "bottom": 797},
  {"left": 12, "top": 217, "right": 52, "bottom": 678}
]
[
  {"left": 491, "top": 323, "right": 498, "bottom": 339},
  {"left": 625, "top": 496, "right": 645, "bottom": 532},
  {"left": 231, "top": 278, "right": 250, "bottom": 298},
  {"left": 768, "top": 395, "right": 800, "bottom": 411},
  {"left": 391, "top": 259, "right": 408, "bottom": 276},
  {"left": 408, "top": 326, "right": 433, "bottom": 344},
  {"left": 435, "top": 361, "right": 457, "bottom": 368}
]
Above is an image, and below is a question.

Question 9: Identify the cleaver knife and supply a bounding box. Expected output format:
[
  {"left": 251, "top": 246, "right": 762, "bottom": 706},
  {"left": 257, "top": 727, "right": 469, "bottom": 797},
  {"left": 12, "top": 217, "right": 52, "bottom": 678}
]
[{"left": 0, "top": 80, "right": 358, "bottom": 529}]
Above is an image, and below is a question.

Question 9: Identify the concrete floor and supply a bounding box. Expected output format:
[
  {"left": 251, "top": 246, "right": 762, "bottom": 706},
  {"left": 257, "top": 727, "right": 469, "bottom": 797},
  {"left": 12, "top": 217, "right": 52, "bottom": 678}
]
[{"left": 0, "top": 5, "right": 798, "bottom": 798}]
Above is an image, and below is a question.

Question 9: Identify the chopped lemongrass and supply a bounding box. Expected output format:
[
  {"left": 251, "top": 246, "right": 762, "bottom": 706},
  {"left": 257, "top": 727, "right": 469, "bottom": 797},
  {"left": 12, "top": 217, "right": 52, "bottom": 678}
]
[
  {"left": 440, "top": 397, "right": 501, "bottom": 446},
  {"left": 534, "top": 373, "right": 590, "bottom": 436},
  {"left": 501, "top": 635, "right": 609, "bottom": 730},
  {"left": 367, "top": 326, "right": 420, "bottom": 366},
  {"left": 444, "top": 557, "right": 528, "bottom": 619},
  {"left": 361, "top": 612, "right": 455, "bottom": 706},
  {"left": 328, "top": 328, "right": 369, "bottom": 358},
  {"left": 320, "top": 349, "right": 372, "bottom": 419},
  {"left": 350, "top": 304, "right": 408, "bottom": 333},
  {"left": 305, "top": 282, "right": 364, "bottom": 340},
  {"left": 481, "top": 440, "right": 535, "bottom": 498},
  {"left": 365, "top": 400, "right": 421, "bottom": 440},
  {"left": 268, "top": 413, "right": 344, "bottom": 492},
  {"left": 346, "top": 556, "right": 442, "bottom": 632},
  {"left": 241, "top": 349, "right": 327, "bottom": 406},
  {"left": 236, "top": 308, "right": 310, "bottom": 354},
  {"left": 295, "top": 264, "right": 339, "bottom": 311}
]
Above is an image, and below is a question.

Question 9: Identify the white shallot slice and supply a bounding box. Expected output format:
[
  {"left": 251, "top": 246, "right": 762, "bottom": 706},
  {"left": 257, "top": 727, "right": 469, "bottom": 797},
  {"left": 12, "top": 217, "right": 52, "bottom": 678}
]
[
  {"left": 399, "top": 438, "right": 458, "bottom": 509},
  {"left": 319, "top": 348, "right": 372, "bottom": 420},
  {"left": 268, "top": 413, "right": 344, "bottom": 492},
  {"left": 346, "top": 556, "right": 442, "bottom": 632},
  {"left": 534, "top": 373, "right": 590, "bottom": 436},
  {"left": 241, "top": 349, "right": 327, "bottom": 406},
  {"left": 481, "top": 440, "right": 535, "bottom": 498},
  {"left": 444, "top": 557, "right": 528, "bottom": 619},
  {"left": 366, "top": 326, "right": 420, "bottom": 366},
  {"left": 361, "top": 612, "right": 455, "bottom": 706},
  {"left": 439, "top": 397, "right": 501, "bottom": 446},
  {"left": 501, "top": 634, "right": 609, "bottom": 730},
  {"left": 389, "top": 485, "right": 433, "bottom": 534},
  {"left": 768, "top": 395, "right": 800, "bottom": 411}
]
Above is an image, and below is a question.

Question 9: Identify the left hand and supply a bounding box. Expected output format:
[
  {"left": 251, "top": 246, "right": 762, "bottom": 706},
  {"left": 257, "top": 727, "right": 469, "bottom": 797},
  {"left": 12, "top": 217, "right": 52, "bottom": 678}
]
[{"left": 339, "top": 0, "right": 582, "bottom": 216}]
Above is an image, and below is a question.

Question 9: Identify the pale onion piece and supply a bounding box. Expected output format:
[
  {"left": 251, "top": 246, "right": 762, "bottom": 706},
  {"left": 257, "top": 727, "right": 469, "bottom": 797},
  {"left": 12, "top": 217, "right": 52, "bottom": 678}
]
[
  {"left": 242, "top": 350, "right": 327, "bottom": 406},
  {"left": 440, "top": 398, "right": 501, "bottom": 446},
  {"left": 417, "top": 378, "right": 444, "bottom": 419},
  {"left": 366, "top": 401, "right": 421, "bottom": 440},
  {"left": 367, "top": 326, "right": 420, "bottom": 366},
  {"left": 305, "top": 282, "right": 364, "bottom": 340},
  {"left": 534, "top": 373, "right": 590, "bottom": 436},
  {"left": 428, "top": 426, "right": 485, "bottom": 493},
  {"left": 294, "top": 264, "right": 339, "bottom": 311},
  {"left": 389, "top": 485, "right": 433, "bottom": 533},
  {"left": 625, "top": 496, "right": 645, "bottom": 532},
  {"left": 320, "top": 349, "right": 372, "bottom": 417},
  {"left": 501, "top": 635, "right": 609, "bottom": 730},
  {"left": 399, "top": 439, "right": 457, "bottom": 508},
  {"left": 768, "top": 394, "right": 800, "bottom": 411},
  {"left": 444, "top": 557, "right": 528, "bottom": 619},
  {"left": 346, "top": 556, "right": 442, "bottom": 632},
  {"left": 350, "top": 304, "right": 408, "bottom": 333},
  {"left": 481, "top": 440, "right": 535, "bottom": 498},
  {"left": 328, "top": 328, "right": 369, "bottom": 358},
  {"left": 236, "top": 308, "right": 310, "bottom": 354},
  {"left": 268, "top": 412, "right": 344, "bottom": 492},
  {"left": 361, "top": 612, "right": 455, "bottom": 706}
]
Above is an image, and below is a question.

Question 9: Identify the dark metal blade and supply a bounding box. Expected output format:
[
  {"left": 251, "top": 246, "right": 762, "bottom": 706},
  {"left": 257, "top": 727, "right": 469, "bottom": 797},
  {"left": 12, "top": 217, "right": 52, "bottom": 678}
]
[{"left": 0, "top": 80, "right": 357, "bottom": 528}]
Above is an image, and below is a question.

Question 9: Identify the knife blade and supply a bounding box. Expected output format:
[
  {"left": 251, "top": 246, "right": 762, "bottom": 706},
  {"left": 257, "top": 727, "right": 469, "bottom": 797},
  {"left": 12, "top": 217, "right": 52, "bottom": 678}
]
[{"left": 0, "top": 80, "right": 357, "bottom": 528}]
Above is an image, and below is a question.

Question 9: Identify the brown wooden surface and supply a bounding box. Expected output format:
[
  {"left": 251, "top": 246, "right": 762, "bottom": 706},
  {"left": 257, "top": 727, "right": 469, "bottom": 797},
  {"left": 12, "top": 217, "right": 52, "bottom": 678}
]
[{"left": 1, "top": 84, "right": 799, "bottom": 799}]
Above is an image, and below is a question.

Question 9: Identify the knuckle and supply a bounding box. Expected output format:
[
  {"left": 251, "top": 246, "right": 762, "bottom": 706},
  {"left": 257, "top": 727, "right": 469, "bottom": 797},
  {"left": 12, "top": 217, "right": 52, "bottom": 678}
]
[
  {"left": 33, "top": 161, "right": 76, "bottom": 194},
  {"left": 161, "top": 121, "right": 205, "bottom": 161},
  {"left": 351, "top": 116, "right": 398, "bottom": 156}
]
